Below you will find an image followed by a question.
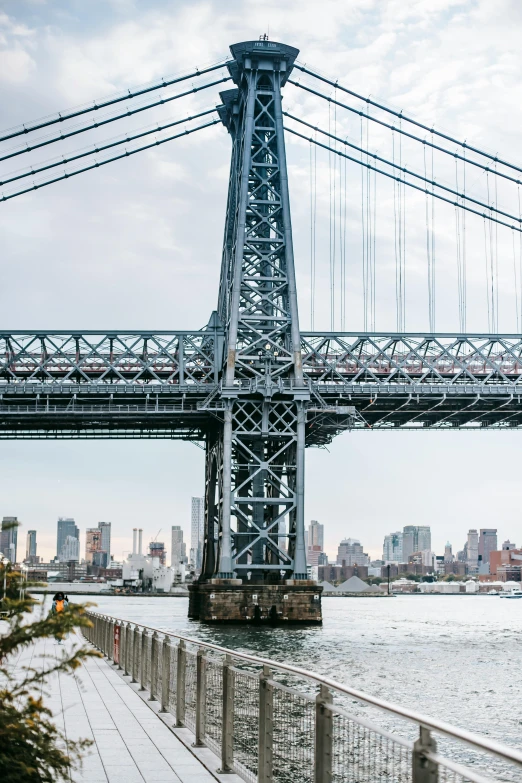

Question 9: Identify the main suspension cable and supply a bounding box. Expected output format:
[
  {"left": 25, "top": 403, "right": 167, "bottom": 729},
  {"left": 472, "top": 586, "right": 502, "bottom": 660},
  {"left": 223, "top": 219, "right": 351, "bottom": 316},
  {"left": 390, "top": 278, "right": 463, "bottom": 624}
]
[
  {"left": 294, "top": 64, "right": 522, "bottom": 176},
  {"left": 0, "top": 118, "right": 219, "bottom": 203},
  {"left": 288, "top": 81, "right": 522, "bottom": 186},
  {"left": 0, "top": 108, "right": 218, "bottom": 187},
  {"left": 283, "top": 113, "right": 520, "bottom": 224},
  {"left": 284, "top": 126, "right": 522, "bottom": 234},
  {"left": 0, "top": 77, "right": 230, "bottom": 164},
  {"left": 0, "top": 61, "right": 230, "bottom": 143}
]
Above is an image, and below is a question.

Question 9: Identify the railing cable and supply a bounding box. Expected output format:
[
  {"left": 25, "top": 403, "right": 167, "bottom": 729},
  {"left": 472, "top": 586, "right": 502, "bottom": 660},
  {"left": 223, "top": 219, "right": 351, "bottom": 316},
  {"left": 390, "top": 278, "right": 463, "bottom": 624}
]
[
  {"left": 0, "top": 61, "right": 230, "bottom": 143},
  {"left": 0, "top": 119, "right": 219, "bottom": 203},
  {"left": 294, "top": 64, "right": 522, "bottom": 176},
  {"left": 0, "top": 77, "right": 230, "bottom": 164}
]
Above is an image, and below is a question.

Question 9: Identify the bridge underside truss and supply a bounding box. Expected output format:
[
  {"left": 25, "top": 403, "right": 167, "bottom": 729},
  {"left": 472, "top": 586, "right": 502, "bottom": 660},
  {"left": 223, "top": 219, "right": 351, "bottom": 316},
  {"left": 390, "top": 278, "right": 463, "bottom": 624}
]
[{"left": 2, "top": 331, "right": 522, "bottom": 438}]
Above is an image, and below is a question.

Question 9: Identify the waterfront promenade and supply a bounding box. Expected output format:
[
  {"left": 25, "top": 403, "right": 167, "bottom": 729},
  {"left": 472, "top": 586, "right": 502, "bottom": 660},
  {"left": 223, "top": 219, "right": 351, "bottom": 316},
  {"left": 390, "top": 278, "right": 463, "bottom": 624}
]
[{"left": 15, "top": 634, "right": 241, "bottom": 783}]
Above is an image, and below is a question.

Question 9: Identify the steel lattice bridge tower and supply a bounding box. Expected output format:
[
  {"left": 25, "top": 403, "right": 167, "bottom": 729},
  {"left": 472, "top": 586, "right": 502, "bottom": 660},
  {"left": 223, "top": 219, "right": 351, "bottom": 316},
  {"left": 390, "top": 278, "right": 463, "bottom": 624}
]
[{"left": 3, "top": 39, "right": 522, "bottom": 622}]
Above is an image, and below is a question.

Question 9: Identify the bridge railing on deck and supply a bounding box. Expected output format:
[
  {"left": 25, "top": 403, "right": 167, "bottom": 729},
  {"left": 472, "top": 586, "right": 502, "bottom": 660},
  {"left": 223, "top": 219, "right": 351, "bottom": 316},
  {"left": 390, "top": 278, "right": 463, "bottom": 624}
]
[{"left": 84, "top": 611, "right": 522, "bottom": 783}]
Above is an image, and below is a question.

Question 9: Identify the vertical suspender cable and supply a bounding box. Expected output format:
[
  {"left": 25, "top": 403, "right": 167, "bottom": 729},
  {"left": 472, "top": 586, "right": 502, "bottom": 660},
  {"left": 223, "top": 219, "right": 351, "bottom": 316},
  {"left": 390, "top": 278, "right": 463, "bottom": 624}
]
[
  {"left": 373, "top": 151, "right": 377, "bottom": 331},
  {"left": 431, "top": 133, "right": 437, "bottom": 332},
  {"left": 463, "top": 149, "right": 467, "bottom": 332},
  {"left": 333, "top": 89, "right": 337, "bottom": 329},
  {"left": 400, "top": 120, "right": 407, "bottom": 332},
  {"left": 512, "top": 228, "right": 519, "bottom": 332},
  {"left": 393, "top": 131, "right": 399, "bottom": 332},
  {"left": 455, "top": 157, "right": 463, "bottom": 332},
  {"left": 517, "top": 185, "right": 522, "bottom": 328},
  {"left": 424, "top": 145, "right": 433, "bottom": 331},
  {"left": 494, "top": 167, "right": 499, "bottom": 331},
  {"left": 483, "top": 218, "right": 491, "bottom": 332},
  {"left": 342, "top": 143, "right": 348, "bottom": 330},
  {"left": 309, "top": 140, "right": 314, "bottom": 330},
  {"left": 361, "top": 115, "right": 367, "bottom": 331}
]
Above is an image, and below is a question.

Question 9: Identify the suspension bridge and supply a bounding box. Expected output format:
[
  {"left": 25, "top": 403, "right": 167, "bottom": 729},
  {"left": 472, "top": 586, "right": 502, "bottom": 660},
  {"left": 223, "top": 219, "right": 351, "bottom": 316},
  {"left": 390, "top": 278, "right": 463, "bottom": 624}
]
[{"left": 2, "top": 38, "right": 522, "bottom": 621}]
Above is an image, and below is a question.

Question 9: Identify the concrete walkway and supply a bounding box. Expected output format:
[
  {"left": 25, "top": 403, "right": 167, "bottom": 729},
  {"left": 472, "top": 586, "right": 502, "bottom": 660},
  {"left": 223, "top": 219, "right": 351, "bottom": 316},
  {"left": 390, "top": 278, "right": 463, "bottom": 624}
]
[{"left": 14, "top": 634, "right": 240, "bottom": 783}]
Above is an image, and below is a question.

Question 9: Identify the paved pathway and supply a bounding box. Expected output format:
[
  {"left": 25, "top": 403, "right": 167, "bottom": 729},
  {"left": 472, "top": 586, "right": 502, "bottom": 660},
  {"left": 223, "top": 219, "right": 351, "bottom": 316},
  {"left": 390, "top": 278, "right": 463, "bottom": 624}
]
[{"left": 15, "top": 634, "right": 239, "bottom": 783}]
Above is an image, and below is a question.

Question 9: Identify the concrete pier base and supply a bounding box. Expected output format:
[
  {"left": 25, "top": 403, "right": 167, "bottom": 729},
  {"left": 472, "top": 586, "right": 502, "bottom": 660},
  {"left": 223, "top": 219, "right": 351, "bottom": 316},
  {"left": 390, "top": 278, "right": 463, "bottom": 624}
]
[{"left": 188, "top": 580, "right": 323, "bottom": 624}]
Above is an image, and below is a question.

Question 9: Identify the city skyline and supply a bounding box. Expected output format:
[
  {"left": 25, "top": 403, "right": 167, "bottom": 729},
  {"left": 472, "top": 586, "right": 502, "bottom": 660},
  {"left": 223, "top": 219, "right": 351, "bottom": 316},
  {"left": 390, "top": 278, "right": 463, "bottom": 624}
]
[{"left": 1, "top": 509, "right": 520, "bottom": 566}]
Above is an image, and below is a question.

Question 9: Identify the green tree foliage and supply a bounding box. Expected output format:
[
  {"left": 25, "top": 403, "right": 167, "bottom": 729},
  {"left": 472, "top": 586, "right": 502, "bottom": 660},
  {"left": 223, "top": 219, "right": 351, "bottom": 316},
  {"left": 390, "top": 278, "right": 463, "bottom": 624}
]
[{"left": 0, "top": 559, "right": 100, "bottom": 782}]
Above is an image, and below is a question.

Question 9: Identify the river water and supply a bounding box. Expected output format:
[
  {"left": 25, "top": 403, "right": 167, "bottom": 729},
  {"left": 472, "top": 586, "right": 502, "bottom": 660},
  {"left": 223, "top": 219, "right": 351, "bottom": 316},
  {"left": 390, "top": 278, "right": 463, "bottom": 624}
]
[{"left": 80, "top": 592, "right": 522, "bottom": 759}]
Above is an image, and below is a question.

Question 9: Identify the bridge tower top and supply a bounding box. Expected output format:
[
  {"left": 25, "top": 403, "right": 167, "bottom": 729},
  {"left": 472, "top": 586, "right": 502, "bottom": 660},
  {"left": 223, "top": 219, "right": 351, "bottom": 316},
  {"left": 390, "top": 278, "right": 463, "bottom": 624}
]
[{"left": 227, "top": 39, "right": 299, "bottom": 87}]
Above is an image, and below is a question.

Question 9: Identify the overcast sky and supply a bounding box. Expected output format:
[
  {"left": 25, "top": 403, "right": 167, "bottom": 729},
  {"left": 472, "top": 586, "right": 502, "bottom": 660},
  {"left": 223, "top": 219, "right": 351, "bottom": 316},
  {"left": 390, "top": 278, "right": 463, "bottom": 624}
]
[{"left": 0, "top": 0, "right": 521, "bottom": 563}]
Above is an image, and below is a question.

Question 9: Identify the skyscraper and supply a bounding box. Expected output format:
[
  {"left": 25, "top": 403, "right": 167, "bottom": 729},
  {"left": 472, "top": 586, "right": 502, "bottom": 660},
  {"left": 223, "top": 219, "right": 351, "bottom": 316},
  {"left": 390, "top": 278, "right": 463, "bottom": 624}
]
[
  {"left": 56, "top": 518, "right": 79, "bottom": 559},
  {"left": 466, "top": 529, "right": 479, "bottom": 569},
  {"left": 308, "top": 520, "right": 324, "bottom": 549},
  {"left": 403, "top": 525, "right": 431, "bottom": 553},
  {"left": 0, "top": 517, "right": 18, "bottom": 563},
  {"left": 444, "top": 542, "right": 453, "bottom": 562},
  {"left": 383, "top": 532, "right": 403, "bottom": 563},
  {"left": 478, "top": 529, "right": 498, "bottom": 565},
  {"left": 191, "top": 497, "right": 204, "bottom": 570},
  {"left": 171, "top": 526, "right": 186, "bottom": 566},
  {"left": 85, "top": 528, "right": 102, "bottom": 564},
  {"left": 98, "top": 521, "right": 111, "bottom": 564},
  {"left": 59, "top": 535, "right": 80, "bottom": 562},
  {"left": 26, "top": 530, "right": 37, "bottom": 560}
]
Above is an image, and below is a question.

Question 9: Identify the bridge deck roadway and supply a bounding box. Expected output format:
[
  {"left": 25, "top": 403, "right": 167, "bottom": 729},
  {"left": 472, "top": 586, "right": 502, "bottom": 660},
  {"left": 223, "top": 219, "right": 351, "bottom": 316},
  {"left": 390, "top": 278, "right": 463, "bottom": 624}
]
[{"left": 13, "top": 633, "right": 240, "bottom": 783}]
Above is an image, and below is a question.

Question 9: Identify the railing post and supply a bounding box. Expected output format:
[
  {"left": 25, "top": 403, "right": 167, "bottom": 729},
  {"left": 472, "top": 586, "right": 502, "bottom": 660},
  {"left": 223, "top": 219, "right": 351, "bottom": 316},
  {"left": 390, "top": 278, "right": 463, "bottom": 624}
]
[
  {"left": 124, "top": 622, "right": 132, "bottom": 675},
  {"left": 140, "top": 629, "right": 148, "bottom": 691},
  {"left": 195, "top": 647, "right": 207, "bottom": 746},
  {"left": 413, "top": 726, "right": 438, "bottom": 783},
  {"left": 149, "top": 631, "right": 159, "bottom": 701},
  {"left": 176, "top": 640, "right": 186, "bottom": 727},
  {"left": 258, "top": 666, "right": 273, "bottom": 783},
  {"left": 132, "top": 625, "right": 140, "bottom": 684},
  {"left": 314, "top": 684, "right": 333, "bottom": 783},
  {"left": 112, "top": 620, "right": 119, "bottom": 669},
  {"left": 160, "top": 636, "right": 171, "bottom": 713},
  {"left": 108, "top": 618, "right": 114, "bottom": 661},
  {"left": 220, "top": 653, "right": 234, "bottom": 773}
]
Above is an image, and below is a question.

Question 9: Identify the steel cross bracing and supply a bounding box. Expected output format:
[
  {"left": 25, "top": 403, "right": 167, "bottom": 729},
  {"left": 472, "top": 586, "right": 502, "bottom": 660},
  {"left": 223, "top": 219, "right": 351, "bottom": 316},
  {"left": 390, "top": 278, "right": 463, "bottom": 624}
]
[
  {"left": 4, "top": 40, "right": 522, "bottom": 583},
  {"left": 4, "top": 331, "right": 522, "bottom": 432}
]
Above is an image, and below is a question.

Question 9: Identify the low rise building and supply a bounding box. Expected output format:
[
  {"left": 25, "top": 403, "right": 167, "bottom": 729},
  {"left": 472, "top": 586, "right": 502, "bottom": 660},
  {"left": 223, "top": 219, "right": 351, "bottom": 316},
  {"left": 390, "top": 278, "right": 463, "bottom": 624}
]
[{"left": 318, "top": 564, "right": 368, "bottom": 584}]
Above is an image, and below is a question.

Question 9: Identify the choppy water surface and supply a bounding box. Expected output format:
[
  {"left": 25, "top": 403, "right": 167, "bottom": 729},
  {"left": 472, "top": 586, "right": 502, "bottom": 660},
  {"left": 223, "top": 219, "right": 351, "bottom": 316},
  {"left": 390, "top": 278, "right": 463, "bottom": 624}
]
[{"left": 85, "top": 593, "right": 521, "bottom": 754}]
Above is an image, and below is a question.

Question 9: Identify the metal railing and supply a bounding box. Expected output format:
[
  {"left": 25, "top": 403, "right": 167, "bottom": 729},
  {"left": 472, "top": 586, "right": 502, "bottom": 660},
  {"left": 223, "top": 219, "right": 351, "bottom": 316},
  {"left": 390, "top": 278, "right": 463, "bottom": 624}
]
[{"left": 84, "top": 611, "right": 522, "bottom": 783}]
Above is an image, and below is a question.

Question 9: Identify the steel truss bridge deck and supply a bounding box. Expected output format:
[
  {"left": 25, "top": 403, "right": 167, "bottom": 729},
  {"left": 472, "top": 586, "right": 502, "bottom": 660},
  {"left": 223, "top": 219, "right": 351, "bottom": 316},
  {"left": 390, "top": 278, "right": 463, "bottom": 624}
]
[{"left": 2, "top": 330, "right": 522, "bottom": 438}]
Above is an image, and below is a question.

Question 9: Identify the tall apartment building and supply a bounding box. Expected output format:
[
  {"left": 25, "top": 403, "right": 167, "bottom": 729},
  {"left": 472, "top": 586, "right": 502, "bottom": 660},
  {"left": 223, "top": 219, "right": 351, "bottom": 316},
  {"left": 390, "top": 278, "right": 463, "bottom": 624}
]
[
  {"left": 59, "top": 535, "right": 80, "bottom": 562},
  {"left": 0, "top": 517, "right": 18, "bottom": 563},
  {"left": 383, "top": 531, "right": 403, "bottom": 563},
  {"left": 98, "top": 522, "right": 111, "bottom": 564},
  {"left": 466, "top": 529, "right": 479, "bottom": 569},
  {"left": 85, "top": 528, "right": 102, "bottom": 564},
  {"left": 403, "top": 525, "right": 431, "bottom": 553},
  {"left": 478, "top": 529, "right": 498, "bottom": 565},
  {"left": 308, "top": 520, "right": 324, "bottom": 549},
  {"left": 336, "top": 538, "right": 369, "bottom": 566},
  {"left": 171, "top": 526, "right": 186, "bottom": 566},
  {"left": 26, "top": 530, "right": 37, "bottom": 560},
  {"left": 56, "top": 518, "right": 79, "bottom": 559},
  {"left": 191, "top": 497, "right": 204, "bottom": 570}
]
